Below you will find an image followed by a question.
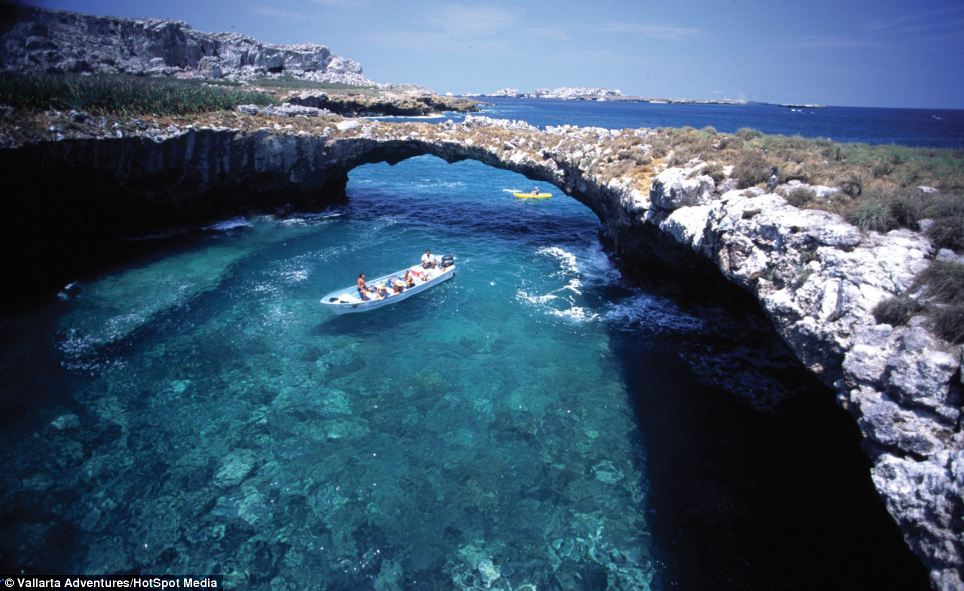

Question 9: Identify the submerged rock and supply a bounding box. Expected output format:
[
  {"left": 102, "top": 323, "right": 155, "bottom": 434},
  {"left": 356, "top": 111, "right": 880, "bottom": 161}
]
[
  {"left": 214, "top": 449, "right": 258, "bottom": 488},
  {"left": 50, "top": 413, "right": 80, "bottom": 431},
  {"left": 477, "top": 558, "right": 501, "bottom": 587}
]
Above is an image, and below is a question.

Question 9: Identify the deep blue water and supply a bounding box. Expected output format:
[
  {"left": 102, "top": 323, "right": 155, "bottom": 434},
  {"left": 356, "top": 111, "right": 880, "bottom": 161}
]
[
  {"left": 383, "top": 97, "right": 964, "bottom": 148},
  {"left": 0, "top": 99, "right": 935, "bottom": 590}
]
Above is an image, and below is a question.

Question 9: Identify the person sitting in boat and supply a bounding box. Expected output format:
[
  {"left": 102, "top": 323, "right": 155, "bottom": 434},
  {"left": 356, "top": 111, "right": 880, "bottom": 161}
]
[
  {"left": 421, "top": 249, "right": 437, "bottom": 269},
  {"left": 532, "top": 186, "right": 540, "bottom": 195},
  {"left": 391, "top": 276, "right": 406, "bottom": 294},
  {"left": 357, "top": 273, "right": 381, "bottom": 301},
  {"left": 404, "top": 269, "right": 416, "bottom": 288},
  {"left": 376, "top": 282, "right": 391, "bottom": 298}
]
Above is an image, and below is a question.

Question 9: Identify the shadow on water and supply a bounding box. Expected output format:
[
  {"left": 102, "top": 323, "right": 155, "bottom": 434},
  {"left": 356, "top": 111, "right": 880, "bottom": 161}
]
[{"left": 607, "top": 292, "right": 931, "bottom": 589}]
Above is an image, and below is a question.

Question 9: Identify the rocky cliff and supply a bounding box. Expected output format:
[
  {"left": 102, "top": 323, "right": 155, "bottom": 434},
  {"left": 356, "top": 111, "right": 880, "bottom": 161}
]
[
  {"left": 0, "top": 111, "right": 961, "bottom": 589},
  {"left": 0, "top": 6, "right": 371, "bottom": 85}
]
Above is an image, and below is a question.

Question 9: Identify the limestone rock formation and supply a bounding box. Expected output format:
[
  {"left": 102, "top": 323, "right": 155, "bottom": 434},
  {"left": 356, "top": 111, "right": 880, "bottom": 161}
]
[{"left": 0, "top": 6, "right": 372, "bottom": 85}]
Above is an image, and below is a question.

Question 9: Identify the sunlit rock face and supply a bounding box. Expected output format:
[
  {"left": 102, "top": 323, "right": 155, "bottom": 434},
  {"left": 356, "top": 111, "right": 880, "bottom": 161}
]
[
  {"left": 1, "top": 113, "right": 961, "bottom": 589},
  {"left": 0, "top": 6, "right": 372, "bottom": 85}
]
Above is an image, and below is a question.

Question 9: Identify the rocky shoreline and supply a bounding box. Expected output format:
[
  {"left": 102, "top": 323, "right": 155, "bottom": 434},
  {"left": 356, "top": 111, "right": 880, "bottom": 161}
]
[{"left": 0, "top": 110, "right": 960, "bottom": 588}]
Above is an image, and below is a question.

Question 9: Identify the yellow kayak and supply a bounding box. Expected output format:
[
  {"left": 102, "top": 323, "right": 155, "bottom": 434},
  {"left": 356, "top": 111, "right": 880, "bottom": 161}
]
[{"left": 513, "top": 192, "right": 551, "bottom": 199}]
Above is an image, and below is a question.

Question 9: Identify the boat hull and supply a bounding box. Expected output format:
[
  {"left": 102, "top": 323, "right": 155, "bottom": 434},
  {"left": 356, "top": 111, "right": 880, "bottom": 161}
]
[{"left": 320, "top": 265, "right": 455, "bottom": 315}]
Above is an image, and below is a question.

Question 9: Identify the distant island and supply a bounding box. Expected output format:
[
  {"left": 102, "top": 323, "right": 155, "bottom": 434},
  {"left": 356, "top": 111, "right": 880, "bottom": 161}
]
[{"left": 477, "top": 87, "right": 748, "bottom": 105}]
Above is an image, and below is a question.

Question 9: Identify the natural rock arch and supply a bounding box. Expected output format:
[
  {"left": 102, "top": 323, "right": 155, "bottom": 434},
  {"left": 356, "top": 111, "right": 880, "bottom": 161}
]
[{"left": 1, "top": 119, "right": 960, "bottom": 588}]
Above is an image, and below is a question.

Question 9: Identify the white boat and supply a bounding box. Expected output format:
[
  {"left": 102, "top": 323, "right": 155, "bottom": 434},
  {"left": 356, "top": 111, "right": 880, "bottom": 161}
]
[{"left": 320, "top": 259, "right": 456, "bottom": 315}]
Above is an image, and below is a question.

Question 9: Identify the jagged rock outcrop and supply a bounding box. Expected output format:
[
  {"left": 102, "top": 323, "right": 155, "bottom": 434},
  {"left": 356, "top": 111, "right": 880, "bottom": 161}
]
[
  {"left": 641, "top": 183, "right": 962, "bottom": 589},
  {"left": 0, "top": 113, "right": 961, "bottom": 589},
  {"left": 0, "top": 6, "right": 372, "bottom": 85}
]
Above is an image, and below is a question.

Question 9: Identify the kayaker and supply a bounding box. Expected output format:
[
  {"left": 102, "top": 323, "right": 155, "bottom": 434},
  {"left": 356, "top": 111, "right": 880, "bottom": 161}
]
[{"left": 532, "top": 186, "right": 540, "bottom": 195}]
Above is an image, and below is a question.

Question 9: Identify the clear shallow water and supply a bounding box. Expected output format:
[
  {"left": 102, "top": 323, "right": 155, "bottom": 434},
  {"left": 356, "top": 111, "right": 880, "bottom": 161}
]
[
  {"left": 3, "top": 158, "right": 658, "bottom": 589},
  {"left": 387, "top": 97, "right": 964, "bottom": 148},
  {"left": 0, "top": 153, "right": 929, "bottom": 588}
]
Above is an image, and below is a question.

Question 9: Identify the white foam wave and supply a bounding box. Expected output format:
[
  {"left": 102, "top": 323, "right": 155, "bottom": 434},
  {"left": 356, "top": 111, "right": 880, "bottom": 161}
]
[
  {"left": 547, "top": 306, "right": 599, "bottom": 322},
  {"left": 564, "top": 278, "right": 582, "bottom": 295},
  {"left": 516, "top": 290, "right": 560, "bottom": 305},
  {"left": 517, "top": 242, "right": 620, "bottom": 323},
  {"left": 204, "top": 216, "right": 252, "bottom": 231},
  {"left": 536, "top": 243, "right": 620, "bottom": 286},
  {"left": 537, "top": 246, "right": 580, "bottom": 275},
  {"left": 601, "top": 293, "right": 704, "bottom": 333}
]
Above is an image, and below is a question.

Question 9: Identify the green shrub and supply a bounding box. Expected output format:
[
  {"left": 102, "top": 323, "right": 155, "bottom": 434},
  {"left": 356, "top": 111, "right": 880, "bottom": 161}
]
[
  {"left": 0, "top": 73, "right": 277, "bottom": 115},
  {"left": 702, "top": 162, "right": 725, "bottom": 183},
  {"left": 916, "top": 261, "right": 964, "bottom": 303},
  {"left": 926, "top": 217, "right": 964, "bottom": 251},
  {"left": 734, "top": 150, "right": 770, "bottom": 187},
  {"left": 922, "top": 192, "right": 964, "bottom": 218},
  {"left": 872, "top": 161, "right": 895, "bottom": 178},
  {"left": 838, "top": 172, "right": 863, "bottom": 197},
  {"left": 736, "top": 127, "right": 763, "bottom": 140},
  {"left": 250, "top": 76, "right": 374, "bottom": 93},
  {"left": 846, "top": 201, "right": 896, "bottom": 232},
  {"left": 910, "top": 261, "right": 964, "bottom": 343},
  {"left": 786, "top": 187, "right": 816, "bottom": 207},
  {"left": 872, "top": 296, "right": 923, "bottom": 326},
  {"left": 887, "top": 190, "right": 927, "bottom": 229},
  {"left": 927, "top": 302, "right": 964, "bottom": 344}
]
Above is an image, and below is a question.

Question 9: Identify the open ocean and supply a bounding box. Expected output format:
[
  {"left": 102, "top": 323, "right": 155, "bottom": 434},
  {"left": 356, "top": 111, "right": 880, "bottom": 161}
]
[
  {"left": 0, "top": 99, "right": 948, "bottom": 589},
  {"left": 384, "top": 97, "right": 964, "bottom": 149}
]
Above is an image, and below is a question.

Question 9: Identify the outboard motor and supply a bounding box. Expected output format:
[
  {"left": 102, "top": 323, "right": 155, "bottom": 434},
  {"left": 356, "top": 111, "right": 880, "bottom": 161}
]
[{"left": 441, "top": 255, "right": 455, "bottom": 268}]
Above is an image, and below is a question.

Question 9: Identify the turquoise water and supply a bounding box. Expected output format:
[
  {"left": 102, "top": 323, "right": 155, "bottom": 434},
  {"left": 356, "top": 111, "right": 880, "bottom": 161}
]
[
  {"left": 2, "top": 158, "right": 656, "bottom": 589},
  {"left": 0, "top": 154, "right": 929, "bottom": 589}
]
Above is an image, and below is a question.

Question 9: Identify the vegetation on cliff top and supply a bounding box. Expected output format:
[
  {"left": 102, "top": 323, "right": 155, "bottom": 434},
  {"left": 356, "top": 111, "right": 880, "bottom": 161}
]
[
  {"left": 249, "top": 76, "right": 376, "bottom": 94},
  {"left": 645, "top": 125, "right": 964, "bottom": 252},
  {"left": 646, "top": 126, "right": 964, "bottom": 342},
  {"left": 0, "top": 73, "right": 277, "bottom": 115}
]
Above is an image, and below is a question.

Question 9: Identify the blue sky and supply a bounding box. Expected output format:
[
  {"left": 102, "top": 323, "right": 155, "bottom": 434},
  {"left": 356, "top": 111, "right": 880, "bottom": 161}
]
[{"left": 24, "top": 0, "right": 964, "bottom": 108}]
